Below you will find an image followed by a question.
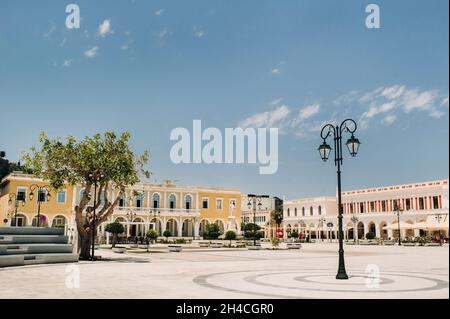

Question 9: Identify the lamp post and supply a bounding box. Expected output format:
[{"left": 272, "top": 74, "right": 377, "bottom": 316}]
[
  {"left": 318, "top": 119, "right": 361, "bottom": 280},
  {"left": 247, "top": 195, "right": 262, "bottom": 246},
  {"left": 88, "top": 173, "right": 104, "bottom": 261},
  {"left": 394, "top": 200, "right": 404, "bottom": 246},
  {"left": 318, "top": 217, "right": 326, "bottom": 242},
  {"left": 8, "top": 193, "right": 26, "bottom": 226},
  {"left": 29, "top": 184, "right": 52, "bottom": 227},
  {"left": 350, "top": 215, "right": 359, "bottom": 244},
  {"left": 435, "top": 214, "right": 445, "bottom": 246}
]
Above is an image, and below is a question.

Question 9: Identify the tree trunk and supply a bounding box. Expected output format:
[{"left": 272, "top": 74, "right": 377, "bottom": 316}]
[{"left": 79, "top": 231, "right": 92, "bottom": 260}]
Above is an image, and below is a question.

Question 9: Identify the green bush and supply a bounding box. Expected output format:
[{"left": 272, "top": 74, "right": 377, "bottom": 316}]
[
  {"left": 225, "top": 230, "right": 237, "bottom": 245},
  {"left": 366, "top": 232, "right": 376, "bottom": 240},
  {"left": 271, "top": 237, "right": 281, "bottom": 247},
  {"left": 163, "top": 230, "right": 172, "bottom": 239},
  {"left": 52, "top": 224, "right": 65, "bottom": 229},
  {"left": 146, "top": 230, "right": 158, "bottom": 242},
  {"left": 290, "top": 231, "right": 299, "bottom": 238},
  {"left": 203, "top": 224, "right": 222, "bottom": 240}
]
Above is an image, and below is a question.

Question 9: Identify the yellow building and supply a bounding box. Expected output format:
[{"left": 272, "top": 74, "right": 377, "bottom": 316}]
[
  {"left": 0, "top": 172, "right": 74, "bottom": 228},
  {"left": 1, "top": 173, "right": 242, "bottom": 239},
  {"left": 198, "top": 187, "right": 242, "bottom": 236}
]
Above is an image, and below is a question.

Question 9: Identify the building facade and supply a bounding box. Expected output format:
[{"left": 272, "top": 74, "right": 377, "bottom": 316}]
[
  {"left": 283, "top": 180, "right": 449, "bottom": 241},
  {"left": 0, "top": 173, "right": 242, "bottom": 240},
  {"left": 241, "top": 194, "right": 282, "bottom": 238}
]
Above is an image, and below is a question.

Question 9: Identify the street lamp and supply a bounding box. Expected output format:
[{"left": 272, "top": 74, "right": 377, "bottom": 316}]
[
  {"left": 350, "top": 214, "right": 359, "bottom": 244},
  {"left": 394, "top": 200, "right": 404, "bottom": 246},
  {"left": 88, "top": 173, "right": 104, "bottom": 261},
  {"left": 29, "top": 184, "right": 52, "bottom": 227},
  {"left": 8, "top": 193, "right": 26, "bottom": 226},
  {"left": 318, "top": 217, "right": 326, "bottom": 242},
  {"left": 247, "top": 195, "right": 262, "bottom": 246},
  {"left": 435, "top": 214, "right": 445, "bottom": 246},
  {"left": 318, "top": 119, "right": 361, "bottom": 280}
]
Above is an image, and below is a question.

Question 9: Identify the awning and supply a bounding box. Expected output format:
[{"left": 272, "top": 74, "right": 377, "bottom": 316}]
[
  {"left": 412, "top": 216, "right": 449, "bottom": 230},
  {"left": 383, "top": 222, "right": 415, "bottom": 230}
]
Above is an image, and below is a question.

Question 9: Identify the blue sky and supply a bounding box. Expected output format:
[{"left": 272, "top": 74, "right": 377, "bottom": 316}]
[{"left": 0, "top": 0, "right": 448, "bottom": 199}]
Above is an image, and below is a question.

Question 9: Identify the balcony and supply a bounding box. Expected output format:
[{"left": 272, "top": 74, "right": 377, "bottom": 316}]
[{"left": 113, "top": 206, "right": 201, "bottom": 218}]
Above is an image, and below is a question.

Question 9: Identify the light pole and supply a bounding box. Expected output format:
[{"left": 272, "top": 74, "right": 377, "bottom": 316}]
[
  {"left": 350, "top": 215, "right": 359, "bottom": 244},
  {"left": 88, "top": 173, "right": 104, "bottom": 261},
  {"left": 29, "top": 184, "right": 52, "bottom": 227},
  {"left": 318, "top": 217, "right": 326, "bottom": 242},
  {"left": 318, "top": 119, "right": 361, "bottom": 280},
  {"left": 435, "top": 214, "right": 445, "bottom": 246},
  {"left": 394, "top": 200, "right": 404, "bottom": 246},
  {"left": 247, "top": 195, "right": 262, "bottom": 246},
  {"left": 8, "top": 193, "right": 26, "bottom": 226}
]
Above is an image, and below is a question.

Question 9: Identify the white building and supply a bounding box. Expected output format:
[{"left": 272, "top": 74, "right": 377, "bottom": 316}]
[
  {"left": 283, "top": 180, "right": 449, "bottom": 241},
  {"left": 241, "top": 194, "right": 280, "bottom": 237}
]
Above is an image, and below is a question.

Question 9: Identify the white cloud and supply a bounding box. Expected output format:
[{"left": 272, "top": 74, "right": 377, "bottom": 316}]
[
  {"left": 381, "top": 114, "right": 396, "bottom": 125},
  {"left": 155, "top": 9, "right": 165, "bottom": 16},
  {"left": 63, "top": 59, "right": 73, "bottom": 67},
  {"left": 292, "top": 104, "right": 320, "bottom": 126},
  {"left": 43, "top": 23, "right": 56, "bottom": 38},
  {"left": 442, "top": 96, "right": 449, "bottom": 107},
  {"left": 270, "top": 98, "right": 283, "bottom": 106},
  {"left": 156, "top": 28, "right": 170, "bottom": 39},
  {"left": 239, "top": 105, "right": 291, "bottom": 129},
  {"left": 84, "top": 46, "right": 99, "bottom": 58},
  {"left": 59, "top": 37, "right": 67, "bottom": 47},
  {"left": 193, "top": 27, "right": 205, "bottom": 38},
  {"left": 271, "top": 68, "right": 280, "bottom": 75},
  {"left": 98, "top": 20, "right": 112, "bottom": 37},
  {"left": 355, "top": 85, "right": 446, "bottom": 127}
]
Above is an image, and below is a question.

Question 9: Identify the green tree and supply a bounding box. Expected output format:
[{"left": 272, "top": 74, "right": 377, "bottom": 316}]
[
  {"left": 224, "top": 230, "right": 237, "bottom": 246},
  {"left": 243, "top": 223, "right": 261, "bottom": 240},
  {"left": 163, "top": 230, "right": 172, "bottom": 240},
  {"left": 105, "top": 222, "right": 125, "bottom": 248},
  {"left": 204, "top": 223, "right": 221, "bottom": 240},
  {"left": 22, "top": 132, "right": 150, "bottom": 259},
  {"left": 366, "top": 232, "right": 376, "bottom": 240},
  {"left": 290, "top": 230, "right": 299, "bottom": 239},
  {"left": 270, "top": 208, "right": 283, "bottom": 229},
  {"left": 146, "top": 229, "right": 159, "bottom": 243}
]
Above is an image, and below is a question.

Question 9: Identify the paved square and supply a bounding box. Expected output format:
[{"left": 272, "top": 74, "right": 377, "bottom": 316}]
[{"left": 0, "top": 244, "right": 448, "bottom": 299}]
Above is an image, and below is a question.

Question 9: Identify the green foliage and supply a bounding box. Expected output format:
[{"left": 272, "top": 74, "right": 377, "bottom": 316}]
[
  {"left": 203, "top": 223, "right": 221, "bottom": 239},
  {"left": 52, "top": 224, "right": 66, "bottom": 229},
  {"left": 290, "top": 230, "right": 299, "bottom": 238},
  {"left": 105, "top": 222, "right": 125, "bottom": 234},
  {"left": 146, "top": 230, "right": 159, "bottom": 240},
  {"left": 271, "top": 237, "right": 281, "bottom": 247},
  {"left": 270, "top": 208, "right": 283, "bottom": 226},
  {"left": 163, "top": 230, "right": 172, "bottom": 238},
  {"left": 21, "top": 131, "right": 150, "bottom": 190},
  {"left": 365, "top": 232, "right": 376, "bottom": 240},
  {"left": 225, "top": 230, "right": 237, "bottom": 241},
  {"left": 243, "top": 223, "right": 262, "bottom": 240}
]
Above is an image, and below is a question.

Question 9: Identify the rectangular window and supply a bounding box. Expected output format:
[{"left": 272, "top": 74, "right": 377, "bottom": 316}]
[
  {"left": 202, "top": 198, "right": 209, "bottom": 209},
  {"left": 216, "top": 199, "right": 223, "bottom": 210},
  {"left": 381, "top": 201, "right": 386, "bottom": 212},
  {"left": 433, "top": 196, "right": 439, "bottom": 209},
  {"left": 17, "top": 187, "right": 27, "bottom": 201},
  {"left": 370, "top": 202, "right": 375, "bottom": 212},
  {"left": 405, "top": 198, "right": 411, "bottom": 210},
  {"left": 57, "top": 191, "right": 66, "bottom": 204},
  {"left": 359, "top": 203, "right": 364, "bottom": 213},
  {"left": 419, "top": 198, "right": 425, "bottom": 210}
]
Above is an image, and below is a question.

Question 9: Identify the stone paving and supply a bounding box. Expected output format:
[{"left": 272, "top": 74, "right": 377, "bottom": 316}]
[{"left": 0, "top": 244, "right": 448, "bottom": 299}]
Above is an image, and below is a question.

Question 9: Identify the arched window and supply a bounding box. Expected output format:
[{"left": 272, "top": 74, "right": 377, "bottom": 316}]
[
  {"left": 185, "top": 195, "right": 192, "bottom": 210},
  {"left": 310, "top": 206, "right": 314, "bottom": 216},
  {"left": 152, "top": 193, "right": 160, "bottom": 208},
  {"left": 135, "top": 192, "right": 144, "bottom": 208},
  {"left": 169, "top": 194, "right": 176, "bottom": 210},
  {"left": 318, "top": 206, "right": 322, "bottom": 215},
  {"left": 302, "top": 207, "right": 305, "bottom": 216},
  {"left": 52, "top": 215, "right": 67, "bottom": 227},
  {"left": 79, "top": 189, "right": 85, "bottom": 204}
]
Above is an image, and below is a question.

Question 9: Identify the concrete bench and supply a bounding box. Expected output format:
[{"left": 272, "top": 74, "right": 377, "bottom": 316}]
[
  {"left": 402, "top": 242, "right": 417, "bottom": 247},
  {"left": 425, "top": 243, "right": 441, "bottom": 247},
  {"left": 168, "top": 245, "right": 183, "bottom": 252},
  {"left": 286, "top": 243, "right": 302, "bottom": 250},
  {"left": 199, "top": 241, "right": 210, "bottom": 248},
  {"left": 210, "top": 242, "right": 224, "bottom": 248},
  {"left": 112, "top": 247, "right": 127, "bottom": 253},
  {"left": 234, "top": 241, "right": 246, "bottom": 248}
]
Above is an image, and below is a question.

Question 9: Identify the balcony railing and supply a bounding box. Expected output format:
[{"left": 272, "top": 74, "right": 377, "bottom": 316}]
[{"left": 114, "top": 206, "right": 200, "bottom": 217}]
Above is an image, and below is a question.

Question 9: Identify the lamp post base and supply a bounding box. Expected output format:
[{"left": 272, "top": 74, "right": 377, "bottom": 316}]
[{"left": 336, "top": 271, "right": 349, "bottom": 280}]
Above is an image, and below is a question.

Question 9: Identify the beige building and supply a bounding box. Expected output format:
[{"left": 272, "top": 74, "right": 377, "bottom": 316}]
[{"left": 283, "top": 180, "right": 449, "bottom": 241}]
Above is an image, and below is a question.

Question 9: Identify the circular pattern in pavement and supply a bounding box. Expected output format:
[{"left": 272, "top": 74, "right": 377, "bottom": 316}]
[{"left": 193, "top": 269, "right": 449, "bottom": 298}]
